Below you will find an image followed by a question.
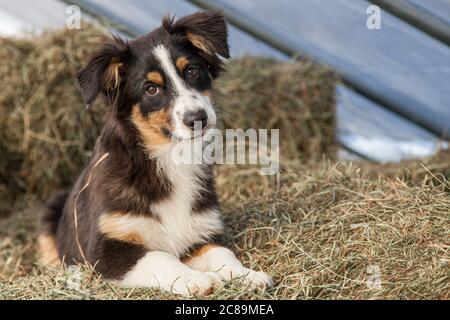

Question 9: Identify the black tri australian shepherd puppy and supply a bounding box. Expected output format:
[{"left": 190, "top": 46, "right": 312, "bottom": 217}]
[{"left": 38, "top": 10, "right": 273, "bottom": 296}]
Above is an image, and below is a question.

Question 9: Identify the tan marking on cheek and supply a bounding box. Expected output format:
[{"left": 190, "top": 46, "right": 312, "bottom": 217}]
[
  {"left": 146, "top": 71, "right": 164, "bottom": 86},
  {"left": 187, "top": 32, "right": 214, "bottom": 55},
  {"left": 176, "top": 56, "right": 189, "bottom": 72},
  {"left": 98, "top": 213, "right": 145, "bottom": 246},
  {"left": 38, "top": 234, "right": 61, "bottom": 268},
  {"left": 182, "top": 244, "right": 220, "bottom": 264},
  {"left": 131, "top": 104, "right": 172, "bottom": 146}
]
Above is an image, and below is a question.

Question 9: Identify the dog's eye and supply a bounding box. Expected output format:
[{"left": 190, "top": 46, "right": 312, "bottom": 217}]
[
  {"left": 146, "top": 85, "right": 160, "bottom": 96},
  {"left": 186, "top": 67, "right": 199, "bottom": 80}
]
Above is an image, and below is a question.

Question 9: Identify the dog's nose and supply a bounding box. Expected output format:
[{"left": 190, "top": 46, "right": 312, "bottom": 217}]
[{"left": 183, "top": 109, "right": 208, "bottom": 130}]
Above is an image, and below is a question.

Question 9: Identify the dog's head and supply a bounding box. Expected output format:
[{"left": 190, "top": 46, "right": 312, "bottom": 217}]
[{"left": 77, "top": 10, "right": 229, "bottom": 146}]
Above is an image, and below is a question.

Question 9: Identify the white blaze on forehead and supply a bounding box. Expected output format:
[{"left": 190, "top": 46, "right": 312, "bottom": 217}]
[
  {"left": 152, "top": 44, "right": 187, "bottom": 94},
  {"left": 152, "top": 44, "right": 217, "bottom": 141}
]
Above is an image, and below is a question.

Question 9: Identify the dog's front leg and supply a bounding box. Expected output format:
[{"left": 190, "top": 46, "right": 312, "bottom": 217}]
[
  {"left": 118, "top": 250, "right": 222, "bottom": 296},
  {"left": 183, "top": 245, "right": 274, "bottom": 290}
]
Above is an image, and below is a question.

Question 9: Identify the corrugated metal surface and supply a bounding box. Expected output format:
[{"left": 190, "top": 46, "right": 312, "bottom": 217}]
[
  {"left": 70, "top": 0, "right": 285, "bottom": 59},
  {"left": 214, "top": 0, "right": 450, "bottom": 137},
  {"left": 336, "top": 86, "right": 446, "bottom": 162},
  {"left": 406, "top": 0, "right": 450, "bottom": 25},
  {"left": 0, "top": 0, "right": 68, "bottom": 36},
  {"left": 0, "top": 0, "right": 448, "bottom": 162}
]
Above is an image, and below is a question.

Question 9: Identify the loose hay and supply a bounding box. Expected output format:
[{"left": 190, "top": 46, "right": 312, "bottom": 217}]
[{"left": 0, "top": 160, "right": 449, "bottom": 299}]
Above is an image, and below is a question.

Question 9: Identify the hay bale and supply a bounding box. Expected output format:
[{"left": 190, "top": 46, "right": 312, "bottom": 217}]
[
  {"left": 0, "top": 28, "right": 337, "bottom": 203},
  {"left": 0, "top": 26, "right": 106, "bottom": 199},
  {"left": 214, "top": 57, "right": 337, "bottom": 161}
]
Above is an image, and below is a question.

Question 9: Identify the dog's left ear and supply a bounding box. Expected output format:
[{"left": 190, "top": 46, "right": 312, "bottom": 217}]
[
  {"left": 76, "top": 35, "right": 130, "bottom": 108},
  {"left": 164, "top": 10, "right": 230, "bottom": 77}
]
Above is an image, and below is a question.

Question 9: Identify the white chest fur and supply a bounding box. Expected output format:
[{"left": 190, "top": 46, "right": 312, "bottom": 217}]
[
  {"left": 150, "top": 150, "right": 223, "bottom": 256},
  {"left": 100, "top": 147, "right": 223, "bottom": 257}
]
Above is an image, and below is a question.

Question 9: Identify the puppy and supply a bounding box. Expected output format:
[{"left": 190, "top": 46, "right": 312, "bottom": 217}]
[{"left": 38, "top": 10, "right": 273, "bottom": 296}]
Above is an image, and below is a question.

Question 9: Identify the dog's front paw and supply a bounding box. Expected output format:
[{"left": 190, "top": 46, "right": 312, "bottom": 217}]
[
  {"left": 244, "top": 269, "right": 274, "bottom": 291},
  {"left": 219, "top": 266, "right": 274, "bottom": 291},
  {"left": 171, "top": 271, "right": 223, "bottom": 296}
]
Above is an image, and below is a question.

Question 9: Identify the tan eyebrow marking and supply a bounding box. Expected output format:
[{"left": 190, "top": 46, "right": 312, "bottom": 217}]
[
  {"left": 176, "top": 56, "right": 189, "bottom": 72},
  {"left": 146, "top": 71, "right": 164, "bottom": 86}
]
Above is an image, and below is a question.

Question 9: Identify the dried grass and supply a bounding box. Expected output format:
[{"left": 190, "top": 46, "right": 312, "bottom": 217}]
[
  {"left": 1, "top": 157, "right": 449, "bottom": 299},
  {"left": 0, "top": 26, "right": 448, "bottom": 300}
]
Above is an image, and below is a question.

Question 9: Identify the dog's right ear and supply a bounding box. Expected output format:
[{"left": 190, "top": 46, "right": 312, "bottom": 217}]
[
  {"left": 76, "top": 36, "right": 130, "bottom": 107},
  {"left": 163, "top": 10, "right": 229, "bottom": 78}
]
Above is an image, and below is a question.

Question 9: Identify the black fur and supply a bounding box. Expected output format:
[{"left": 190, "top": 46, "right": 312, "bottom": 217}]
[
  {"left": 76, "top": 36, "right": 130, "bottom": 107},
  {"left": 163, "top": 10, "right": 230, "bottom": 78},
  {"left": 95, "top": 237, "right": 147, "bottom": 280}
]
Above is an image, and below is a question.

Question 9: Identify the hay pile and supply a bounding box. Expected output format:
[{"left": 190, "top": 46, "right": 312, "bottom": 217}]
[
  {"left": 0, "top": 28, "right": 106, "bottom": 205},
  {"left": 0, "top": 26, "right": 449, "bottom": 300},
  {"left": 1, "top": 159, "right": 449, "bottom": 299},
  {"left": 0, "top": 26, "right": 336, "bottom": 215}
]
